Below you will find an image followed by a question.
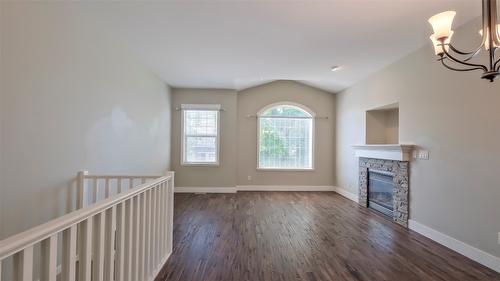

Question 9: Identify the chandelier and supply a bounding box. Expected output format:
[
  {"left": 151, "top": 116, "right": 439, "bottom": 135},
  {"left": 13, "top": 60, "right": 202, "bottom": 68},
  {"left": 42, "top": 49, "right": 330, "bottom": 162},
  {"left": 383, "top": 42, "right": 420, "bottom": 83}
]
[{"left": 428, "top": 0, "right": 499, "bottom": 82}]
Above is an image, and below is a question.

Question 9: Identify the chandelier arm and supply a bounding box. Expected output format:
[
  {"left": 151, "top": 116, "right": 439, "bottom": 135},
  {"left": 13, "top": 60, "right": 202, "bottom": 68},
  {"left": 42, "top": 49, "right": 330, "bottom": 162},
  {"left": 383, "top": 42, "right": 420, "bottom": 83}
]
[
  {"left": 447, "top": 43, "right": 484, "bottom": 57},
  {"left": 494, "top": 49, "right": 500, "bottom": 69},
  {"left": 440, "top": 44, "right": 489, "bottom": 72},
  {"left": 442, "top": 0, "right": 487, "bottom": 57},
  {"left": 440, "top": 58, "right": 488, "bottom": 72},
  {"left": 494, "top": 57, "right": 500, "bottom": 70},
  {"left": 458, "top": 47, "right": 481, "bottom": 62}
]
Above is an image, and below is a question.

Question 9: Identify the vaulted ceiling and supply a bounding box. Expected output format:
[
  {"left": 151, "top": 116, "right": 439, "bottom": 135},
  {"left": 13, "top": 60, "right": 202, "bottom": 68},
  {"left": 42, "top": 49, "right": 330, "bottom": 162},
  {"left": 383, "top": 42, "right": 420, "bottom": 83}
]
[{"left": 81, "top": 0, "right": 481, "bottom": 92}]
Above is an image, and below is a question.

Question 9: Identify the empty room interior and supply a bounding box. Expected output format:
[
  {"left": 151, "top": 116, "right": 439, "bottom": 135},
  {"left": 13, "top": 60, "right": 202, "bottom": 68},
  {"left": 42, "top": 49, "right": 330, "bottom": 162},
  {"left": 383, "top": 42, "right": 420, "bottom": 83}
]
[{"left": 1, "top": 0, "right": 500, "bottom": 280}]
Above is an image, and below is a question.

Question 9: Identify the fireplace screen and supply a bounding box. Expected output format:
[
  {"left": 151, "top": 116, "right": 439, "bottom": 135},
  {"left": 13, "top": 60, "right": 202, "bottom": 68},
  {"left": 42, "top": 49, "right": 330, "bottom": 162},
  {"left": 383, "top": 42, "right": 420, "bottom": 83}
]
[{"left": 368, "top": 170, "right": 394, "bottom": 217}]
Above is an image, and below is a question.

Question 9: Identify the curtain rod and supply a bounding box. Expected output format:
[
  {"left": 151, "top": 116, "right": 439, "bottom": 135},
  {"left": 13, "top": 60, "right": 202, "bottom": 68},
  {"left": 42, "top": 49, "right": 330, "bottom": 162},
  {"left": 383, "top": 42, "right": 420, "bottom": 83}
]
[
  {"left": 175, "top": 107, "right": 226, "bottom": 112},
  {"left": 245, "top": 115, "right": 328, "bottom": 119}
]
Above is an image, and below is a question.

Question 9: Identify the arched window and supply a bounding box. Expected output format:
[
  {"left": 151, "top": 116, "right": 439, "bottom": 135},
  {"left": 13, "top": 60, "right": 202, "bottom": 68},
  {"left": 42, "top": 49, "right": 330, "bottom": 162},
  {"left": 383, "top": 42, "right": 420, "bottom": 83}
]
[{"left": 258, "top": 102, "right": 314, "bottom": 170}]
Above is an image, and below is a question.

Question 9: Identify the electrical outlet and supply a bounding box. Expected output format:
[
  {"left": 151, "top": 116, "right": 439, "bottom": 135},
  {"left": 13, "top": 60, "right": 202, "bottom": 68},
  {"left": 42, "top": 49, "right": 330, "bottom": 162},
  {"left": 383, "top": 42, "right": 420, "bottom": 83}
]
[{"left": 247, "top": 175, "right": 252, "bottom": 181}]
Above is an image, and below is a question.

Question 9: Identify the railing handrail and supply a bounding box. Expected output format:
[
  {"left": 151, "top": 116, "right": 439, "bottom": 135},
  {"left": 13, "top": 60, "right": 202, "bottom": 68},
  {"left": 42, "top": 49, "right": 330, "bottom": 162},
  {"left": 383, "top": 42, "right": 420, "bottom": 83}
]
[
  {"left": 0, "top": 174, "right": 173, "bottom": 260},
  {"left": 84, "top": 174, "right": 162, "bottom": 179}
]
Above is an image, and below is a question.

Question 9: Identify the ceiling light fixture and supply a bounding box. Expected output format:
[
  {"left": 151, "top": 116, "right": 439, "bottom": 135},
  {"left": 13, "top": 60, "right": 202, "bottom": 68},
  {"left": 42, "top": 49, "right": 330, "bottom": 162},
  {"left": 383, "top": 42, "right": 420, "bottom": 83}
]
[
  {"left": 428, "top": 0, "right": 500, "bottom": 82},
  {"left": 330, "top": 66, "right": 341, "bottom": 72}
]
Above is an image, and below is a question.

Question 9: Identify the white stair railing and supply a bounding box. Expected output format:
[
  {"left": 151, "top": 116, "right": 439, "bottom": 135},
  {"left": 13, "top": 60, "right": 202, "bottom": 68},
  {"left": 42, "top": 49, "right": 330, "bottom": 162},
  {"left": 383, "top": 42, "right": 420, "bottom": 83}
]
[
  {"left": 77, "top": 171, "right": 163, "bottom": 208},
  {"left": 0, "top": 171, "right": 174, "bottom": 281}
]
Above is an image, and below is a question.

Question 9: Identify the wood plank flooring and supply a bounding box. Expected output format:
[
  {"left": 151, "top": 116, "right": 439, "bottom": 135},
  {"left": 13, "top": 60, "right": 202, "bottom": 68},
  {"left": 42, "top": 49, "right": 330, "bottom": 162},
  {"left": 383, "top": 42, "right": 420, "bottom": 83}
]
[{"left": 155, "top": 192, "right": 500, "bottom": 281}]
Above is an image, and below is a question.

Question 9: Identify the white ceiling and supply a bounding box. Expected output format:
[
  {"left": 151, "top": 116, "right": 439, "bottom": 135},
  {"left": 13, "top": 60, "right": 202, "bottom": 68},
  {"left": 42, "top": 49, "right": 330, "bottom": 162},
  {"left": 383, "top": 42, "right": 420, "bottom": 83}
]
[{"left": 83, "top": 0, "right": 481, "bottom": 93}]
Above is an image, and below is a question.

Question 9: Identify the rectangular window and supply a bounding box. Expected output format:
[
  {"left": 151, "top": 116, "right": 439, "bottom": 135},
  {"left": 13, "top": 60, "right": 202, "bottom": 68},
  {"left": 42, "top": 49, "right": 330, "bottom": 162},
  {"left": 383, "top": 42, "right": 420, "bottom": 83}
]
[{"left": 181, "top": 104, "right": 220, "bottom": 165}]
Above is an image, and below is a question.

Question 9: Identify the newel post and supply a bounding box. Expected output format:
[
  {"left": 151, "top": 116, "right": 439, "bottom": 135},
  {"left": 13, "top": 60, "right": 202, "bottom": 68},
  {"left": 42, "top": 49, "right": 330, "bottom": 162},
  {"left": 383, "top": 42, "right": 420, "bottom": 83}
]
[
  {"left": 77, "top": 171, "right": 89, "bottom": 209},
  {"left": 165, "top": 171, "right": 174, "bottom": 254}
]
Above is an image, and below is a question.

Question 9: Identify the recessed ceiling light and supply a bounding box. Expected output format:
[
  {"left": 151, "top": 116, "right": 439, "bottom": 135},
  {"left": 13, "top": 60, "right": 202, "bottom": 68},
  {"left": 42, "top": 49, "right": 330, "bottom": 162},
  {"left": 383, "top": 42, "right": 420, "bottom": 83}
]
[{"left": 331, "top": 66, "right": 341, "bottom": 72}]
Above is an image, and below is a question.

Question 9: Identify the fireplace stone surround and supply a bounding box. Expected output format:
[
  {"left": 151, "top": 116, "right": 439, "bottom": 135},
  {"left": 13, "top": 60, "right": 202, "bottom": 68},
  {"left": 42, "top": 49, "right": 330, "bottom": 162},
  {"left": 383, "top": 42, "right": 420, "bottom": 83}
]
[{"left": 359, "top": 157, "right": 409, "bottom": 227}]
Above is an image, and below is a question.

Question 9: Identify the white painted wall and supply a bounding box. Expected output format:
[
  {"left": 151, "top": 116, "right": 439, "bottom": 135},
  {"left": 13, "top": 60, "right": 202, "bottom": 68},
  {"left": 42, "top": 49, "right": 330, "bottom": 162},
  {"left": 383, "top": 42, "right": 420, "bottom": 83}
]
[
  {"left": 336, "top": 18, "right": 500, "bottom": 259},
  {"left": 0, "top": 3, "right": 172, "bottom": 239},
  {"left": 0, "top": 1, "right": 4, "bottom": 234}
]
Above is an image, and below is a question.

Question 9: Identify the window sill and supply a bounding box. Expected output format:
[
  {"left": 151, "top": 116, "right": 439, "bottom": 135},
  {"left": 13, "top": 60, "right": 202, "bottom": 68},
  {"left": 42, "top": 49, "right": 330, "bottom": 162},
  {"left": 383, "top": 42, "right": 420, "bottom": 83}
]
[
  {"left": 181, "top": 163, "right": 220, "bottom": 167},
  {"left": 256, "top": 168, "right": 315, "bottom": 172}
]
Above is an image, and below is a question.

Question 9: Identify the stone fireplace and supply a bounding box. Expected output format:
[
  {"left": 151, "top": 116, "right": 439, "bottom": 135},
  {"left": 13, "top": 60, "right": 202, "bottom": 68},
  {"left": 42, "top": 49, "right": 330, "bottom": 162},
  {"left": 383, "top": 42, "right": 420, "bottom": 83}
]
[
  {"left": 353, "top": 144, "right": 413, "bottom": 227},
  {"left": 358, "top": 157, "right": 409, "bottom": 227}
]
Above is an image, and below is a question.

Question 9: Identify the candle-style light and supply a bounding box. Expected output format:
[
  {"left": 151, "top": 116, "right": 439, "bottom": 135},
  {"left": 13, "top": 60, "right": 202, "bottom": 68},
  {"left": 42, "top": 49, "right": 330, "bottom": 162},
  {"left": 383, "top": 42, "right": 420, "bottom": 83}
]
[{"left": 428, "top": 0, "right": 500, "bottom": 82}]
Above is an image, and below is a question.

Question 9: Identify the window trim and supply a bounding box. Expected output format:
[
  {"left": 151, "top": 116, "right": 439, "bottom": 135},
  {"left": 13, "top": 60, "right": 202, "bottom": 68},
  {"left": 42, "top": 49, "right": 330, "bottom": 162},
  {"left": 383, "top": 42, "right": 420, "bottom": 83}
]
[
  {"left": 256, "top": 101, "right": 315, "bottom": 171},
  {"left": 181, "top": 104, "right": 221, "bottom": 166}
]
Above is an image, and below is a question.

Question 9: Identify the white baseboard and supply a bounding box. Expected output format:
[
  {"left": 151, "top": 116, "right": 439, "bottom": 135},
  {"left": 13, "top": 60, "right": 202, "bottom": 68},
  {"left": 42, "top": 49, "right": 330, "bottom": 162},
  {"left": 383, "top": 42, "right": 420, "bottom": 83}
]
[
  {"left": 236, "top": 185, "right": 335, "bottom": 192},
  {"left": 332, "top": 186, "right": 359, "bottom": 202},
  {"left": 175, "top": 185, "right": 336, "bottom": 193},
  {"left": 175, "top": 186, "right": 237, "bottom": 193},
  {"left": 409, "top": 220, "right": 500, "bottom": 273}
]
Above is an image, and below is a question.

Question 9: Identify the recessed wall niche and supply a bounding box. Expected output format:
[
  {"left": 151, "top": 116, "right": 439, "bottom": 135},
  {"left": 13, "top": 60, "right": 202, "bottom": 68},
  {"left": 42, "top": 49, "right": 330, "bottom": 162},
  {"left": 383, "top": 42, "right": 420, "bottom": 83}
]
[{"left": 365, "top": 103, "right": 399, "bottom": 144}]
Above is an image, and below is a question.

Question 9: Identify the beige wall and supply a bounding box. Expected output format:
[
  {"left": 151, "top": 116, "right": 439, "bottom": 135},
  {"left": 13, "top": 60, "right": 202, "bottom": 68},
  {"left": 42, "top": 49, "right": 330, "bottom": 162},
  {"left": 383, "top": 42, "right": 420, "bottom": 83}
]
[
  {"left": 171, "top": 81, "right": 336, "bottom": 188},
  {"left": 237, "top": 81, "right": 336, "bottom": 186},
  {"left": 366, "top": 109, "right": 399, "bottom": 144},
  {"left": 0, "top": 2, "right": 172, "bottom": 239},
  {"left": 171, "top": 88, "right": 238, "bottom": 187},
  {"left": 336, "top": 19, "right": 500, "bottom": 258}
]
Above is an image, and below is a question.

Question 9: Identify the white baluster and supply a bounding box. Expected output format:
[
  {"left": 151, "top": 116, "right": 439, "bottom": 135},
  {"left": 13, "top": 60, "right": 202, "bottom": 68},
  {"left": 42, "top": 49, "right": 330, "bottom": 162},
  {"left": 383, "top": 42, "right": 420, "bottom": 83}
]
[
  {"left": 158, "top": 182, "right": 167, "bottom": 261},
  {"left": 145, "top": 189, "right": 152, "bottom": 278},
  {"left": 158, "top": 185, "right": 163, "bottom": 265},
  {"left": 79, "top": 218, "right": 93, "bottom": 281},
  {"left": 41, "top": 234, "right": 58, "bottom": 281},
  {"left": 151, "top": 185, "right": 158, "bottom": 269},
  {"left": 62, "top": 225, "right": 77, "bottom": 281},
  {"left": 77, "top": 171, "right": 86, "bottom": 209},
  {"left": 167, "top": 177, "right": 174, "bottom": 254},
  {"left": 118, "top": 178, "right": 122, "bottom": 193},
  {"left": 115, "top": 202, "right": 126, "bottom": 281},
  {"left": 104, "top": 206, "right": 116, "bottom": 281},
  {"left": 92, "top": 178, "right": 98, "bottom": 204},
  {"left": 13, "top": 246, "right": 33, "bottom": 281},
  {"left": 158, "top": 182, "right": 165, "bottom": 259},
  {"left": 124, "top": 199, "right": 134, "bottom": 281},
  {"left": 139, "top": 192, "right": 147, "bottom": 280},
  {"left": 155, "top": 183, "right": 163, "bottom": 262},
  {"left": 93, "top": 212, "right": 106, "bottom": 281},
  {"left": 132, "top": 196, "right": 140, "bottom": 281},
  {"left": 105, "top": 178, "right": 110, "bottom": 199}
]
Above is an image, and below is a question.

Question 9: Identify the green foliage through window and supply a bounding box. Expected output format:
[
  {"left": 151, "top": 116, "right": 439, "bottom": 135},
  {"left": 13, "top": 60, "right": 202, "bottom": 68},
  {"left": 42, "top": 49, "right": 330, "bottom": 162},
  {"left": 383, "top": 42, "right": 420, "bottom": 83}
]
[{"left": 258, "top": 104, "right": 313, "bottom": 169}]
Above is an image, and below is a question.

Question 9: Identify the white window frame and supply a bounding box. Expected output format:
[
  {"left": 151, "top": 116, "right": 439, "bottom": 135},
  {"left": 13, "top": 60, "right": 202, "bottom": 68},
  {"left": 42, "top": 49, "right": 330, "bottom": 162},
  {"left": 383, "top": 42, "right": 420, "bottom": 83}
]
[
  {"left": 256, "top": 101, "right": 315, "bottom": 171},
  {"left": 181, "top": 104, "right": 221, "bottom": 166}
]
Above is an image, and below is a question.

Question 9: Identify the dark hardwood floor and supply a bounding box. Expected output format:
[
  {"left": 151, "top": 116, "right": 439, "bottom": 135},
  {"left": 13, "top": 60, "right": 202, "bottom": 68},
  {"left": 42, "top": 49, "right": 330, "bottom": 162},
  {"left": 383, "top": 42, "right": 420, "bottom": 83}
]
[{"left": 155, "top": 192, "right": 500, "bottom": 281}]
